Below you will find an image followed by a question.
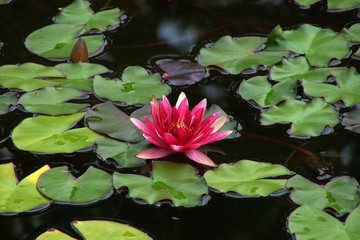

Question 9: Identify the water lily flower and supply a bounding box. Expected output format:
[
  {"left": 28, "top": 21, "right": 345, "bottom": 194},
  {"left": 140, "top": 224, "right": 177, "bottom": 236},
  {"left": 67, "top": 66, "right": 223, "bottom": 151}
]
[{"left": 130, "top": 92, "right": 232, "bottom": 167}]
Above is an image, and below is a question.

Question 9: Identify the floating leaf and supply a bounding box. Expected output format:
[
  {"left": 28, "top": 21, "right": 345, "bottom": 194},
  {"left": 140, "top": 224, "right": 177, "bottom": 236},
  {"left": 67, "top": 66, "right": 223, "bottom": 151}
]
[
  {"left": 0, "top": 63, "right": 64, "bottom": 91},
  {"left": 303, "top": 67, "right": 360, "bottom": 107},
  {"left": 95, "top": 137, "right": 147, "bottom": 168},
  {"left": 0, "top": 92, "right": 17, "bottom": 115},
  {"left": 157, "top": 60, "right": 206, "bottom": 86},
  {"left": 12, "top": 113, "right": 101, "bottom": 153},
  {"left": 36, "top": 229, "right": 76, "bottom": 240},
  {"left": 93, "top": 66, "right": 170, "bottom": 105},
  {"left": 328, "top": 0, "right": 360, "bottom": 10},
  {"left": 55, "top": 0, "right": 123, "bottom": 32},
  {"left": 37, "top": 166, "right": 112, "bottom": 203},
  {"left": 198, "top": 36, "right": 288, "bottom": 74},
  {"left": 204, "top": 160, "right": 292, "bottom": 197},
  {"left": 270, "top": 56, "right": 333, "bottom": 83},
  {"left": 238, "top": 76, "right": 297, "bottom": 108},
  {"left": 114, "top": 161, "right": 208, "bottom": 207},
  {"left": 72, "top": 220, "right": 153, "bottom": 240},
  {"left": 342, "top": 23, "right": 360, "bottom": 42},
  {"left": 267, "top": 24, "right": 348, "bottom": 66},
  {"left": 86, "top": 102, "right": 151, "bottom": 142},
  {"left": 293, "top": 0, "right": 319, "bottom": 8},
  {"left": 0, "top": 163, "right": 50, "bottom": 213},
  {"left": 288, "top": 204, "right": 360, "bottom": 240},
  {"left": 261, "top": 98, "right": 339, "bottom": 137},
  {"left": 287, "top": 175, "right": 360, "bottom": 215},
  {"left": 25, "top": 24, "right": 105, "bottom": 59},
  {"left": 18, "top": 87, "right": 88, "bottom": 115},
  {"left": 342, "top": 105, "right": 360, "bottom": 133}
]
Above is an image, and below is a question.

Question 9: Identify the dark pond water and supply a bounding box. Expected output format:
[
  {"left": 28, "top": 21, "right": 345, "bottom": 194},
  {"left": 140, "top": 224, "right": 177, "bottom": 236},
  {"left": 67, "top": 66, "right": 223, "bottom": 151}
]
[{"left": 1, "top": 0, "right": 360, "bottom": 239}]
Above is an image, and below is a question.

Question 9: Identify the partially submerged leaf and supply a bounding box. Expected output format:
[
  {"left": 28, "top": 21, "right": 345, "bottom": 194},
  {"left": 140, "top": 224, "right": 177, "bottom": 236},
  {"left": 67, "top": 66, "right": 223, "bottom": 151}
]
[
  {"left": 37, "top": 166, "right": 113, "bottom": 203},
  {"left": 204, "top": 160, "right": 292, "bottom": 197},
  {"left": 12, "top": 113, "right": 101, "bottom": 153},
  {"left": 36, "top": 229, "right": 76, "bottom": 240},
  {"left": 70, "top": 38, "right": 88, "bottom": 63},
  {"left": 113, "top": 161, "right": 208, "bottom": 207},
  {"left": 0, "top": 92, "right": 17, "bottom": 115},
  {"left": 198, "top": 35, "right": 289, "bottom": 74},
  {"left": 0, "top": 63, "right": 64, "bottom": 91},
  {"left": 342, "top": 104, "right": 360, "bottom": 133},
  {"left": 287, "top": 175, "right": 360, "bottom": 215},
  {"left": 0, "top": 163, "right": 50, "bottom": 213},
  {"left": 93, "top": 66, "right": 170, "bottom": 105},
  {"left": 18, "top": 87, "right": 88, "bottom": 115},
  {"left": 261, "top": 98, "right": 339, "bottom": 137}
]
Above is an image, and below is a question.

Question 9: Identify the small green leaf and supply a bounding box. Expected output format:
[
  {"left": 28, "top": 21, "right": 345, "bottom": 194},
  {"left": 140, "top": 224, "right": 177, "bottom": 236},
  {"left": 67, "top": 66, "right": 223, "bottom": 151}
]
[
  {"left": 287, "top": 175, "right": 360, "bottom": 215},
  {"left": 95, "top": 137, "right": 147, "bottom": 168},
  {"left": 0, "top": 92, "right": 17, "bottom": 115},
  {"left": 238, "top": 76, "right": 297, "bottom": 108},
  {"left": 0, "top": 63, "right": 64, "bottom": 91},
  {"left": 18, "top": 87, "right": 88, "bottom": 115},
  {"left": 93, "top": 66, "right": 170, "bottom": 105},
  {"left": 288, "top": 204, "right": 360, "bottom": 240},
  {"left": 37, "top": 166, "right": 113, "bottom": 203},
  {"left": 261, "top": 98, "right": 339, "bottom": 137},
  {"left": 113, "top": 161, "right": 208, "bottom": 207},
  {"left": 267, "top": 24, "right": 349, "bottom": 66},
  {"left": 0, "top": 163, "right": 51, "bottom": 213},
  {"left": 198, "top": 35, "right": 289, "bottom": 74},
  {"left": 12, "top": 113, "right": 101, "bottom": 153},
  {"left": 293, "top": 0, "right": 320, "bottom": 7},
  {"left": 204, "top": 160, "right": 292, "bottom": 197}
]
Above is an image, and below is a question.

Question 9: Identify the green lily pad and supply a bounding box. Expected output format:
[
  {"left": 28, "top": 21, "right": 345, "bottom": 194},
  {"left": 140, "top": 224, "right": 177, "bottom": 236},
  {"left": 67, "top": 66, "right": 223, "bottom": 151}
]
[
  {"left": 294, "top": 0, "right": 360, "bottom": 10},
  {"left": 287, "top": 175, "right": 360, "bottom": 215},
  {"left": 36, "top": 228, "right": 76, "bottom": 240},
  {"left": 93, "top": 66, "right": 170, "bottom": 105},
  {"left": 55, "top": 0, "right": 123, "bottom": 32},
  {"left": 261, "top": 98, "right": 339, "bottom": 137},
  {"left": 113, "top": 161, "right": 208, "bottom": 207},
  {"left": 238, "top": 76, "right": 297, "bottom": 108},
  {"left": 86, "top": 102, "right": 151, "bottom": 142},
  {"left": 0, "top": 163, "right": 51, "bottom": 213},
  {"left": 18, "top": 87, "right": 88, "bottom": 115},
  {"left": 198, "top": 35, "right": 289, "bottom": 74},
  {"left": 204, "top": 160, "right": 292, "bottom": 197},
  {"left": 95, "top": 137, "right": 147, "bottom": 168},
  {"left": 0, "top": 63, "right": 64, "bottom": 91},
  {"left": 204, "top": 104, "right": 241, "bottom": 138},
  {"left": 0, "top": 92, "right": 17, "bottom": 115},
  {"left": 288, "top": 204, "right": 360, "bottom": 240},
  {"left": 342, "top": 23, "right": 360, "bottom": 42},
  {"left": 342, "top": 105, "right": 360, "bottom": 133},
  {"left": 303, "top": 67, "right": 360, "bottom": 107},
  {"left": 270, "top": 56, "right": 334, "bottom": 83},
  {"left": 50, "top": 62, "right": 111, "bottom": 91},
  {"left": 267, "top": 24, "right": 349, "bottom": 66},
  {"left": 25, "top": 24, "right": 105, "bottom": 59},
  {"left": 12, "top": 113, "right": 101, "bottom": 153},
  {"left": 37, "top": 166, "right": 113, "bottom": 203}
]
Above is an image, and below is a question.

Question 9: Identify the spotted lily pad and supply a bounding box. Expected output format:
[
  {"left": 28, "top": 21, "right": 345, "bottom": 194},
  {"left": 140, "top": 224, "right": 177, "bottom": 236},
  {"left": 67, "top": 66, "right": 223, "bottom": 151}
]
[
  {"left": 55, "top": 0, "right": 123, "bottom": 32},
  {"left": 18, "top": 87, "right": 88, "bottom": 115},
  {"left": 288, "top": 204, "right": 360, "bottom": 240},
  {"left": 12, "top": 113, "right": 101, "bottom": 153},
  {"left": 113, "top": 161, "right": 208, "bottom": 207},
  {"left": 0, "top": 163, "right": 50, "bottom": 213},
  {"left": 204, "top": 160, "right": 292, "bottom": 197},
  {"left": 238, "top": 76, "right": 297, "bottom": 108},
  {"left": 303, "top": 67, "right": 360, "bottom": 107},
  {"left": 0, "top": 92, "right": 17, "bottom": 115},
  {"left": 25, "top": 24, "right": 105, "bottom": 59},
  {"left": 261, "top": 98, "right": 339, "bottom": 137},
  {"left": 270, "top": 56, "right": 333, "bottom": 82},
  {"left": 0, "top": 63, "right": 64, "bottom": 91},
  {"left": 267, "top": 24, "right": 349, "bottom": 66},
  {"left": 287, "top": 175, "right": 360, "bottom": 215},
  {"left": 95, "top": 137, "right": 147, "bottom": 168},
  {"left": 93, "top": 66, "right": 170, "bottom": 105},
  {"left": 86, "top": 102, "right": 151, "bottom": 142},
  {"left": 198, "top": 35, "right": 289, "bottom": 74},
  {"left": 37, "top": 166, "right": 113, "bottom": 203}
]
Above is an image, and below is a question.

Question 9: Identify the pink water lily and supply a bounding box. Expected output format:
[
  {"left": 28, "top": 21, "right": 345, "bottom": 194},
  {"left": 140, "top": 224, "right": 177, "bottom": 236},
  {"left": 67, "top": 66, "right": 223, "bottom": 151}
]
[{"left": 130, "top": 92, "right": 232, "bottom": 167}]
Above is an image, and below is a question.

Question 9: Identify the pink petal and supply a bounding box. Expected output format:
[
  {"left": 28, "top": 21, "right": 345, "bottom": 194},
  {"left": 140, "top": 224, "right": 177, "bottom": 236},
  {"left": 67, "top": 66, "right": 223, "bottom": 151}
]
[
  {"left": 190, "top": 98, "right": 206, "bottom": 128},
  {"left": 175, "top": 92, "right": 187, "bottom": 109},
  {"left": 136, "top": 147, "right": 174, "bottom": 159},
  {"left": 184, "top": 149, "right": 217, "bottom": 167},
  {"left": 159, "top": 95, "right": 172, "bottom": 127},
  {"left": 196, "top": 130, "right": 232, "bottom": 145},
  {"left": 164, "top": 133, "right": 178, "bottom": 145},
  {"left": 211, "top": 115, "right": 228, "bottom": 133},
  {"left": 144, "top": 135, "right": 169, "bottom": 149},
  {"left": 130, "top": 118, "right": 153, "bottom": 136},
  {"left": 170, "top": 145, "right": 186, "bottom": 152},
  {"left": 194, "top": 112, "right": 221, "bottom": 135}
]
